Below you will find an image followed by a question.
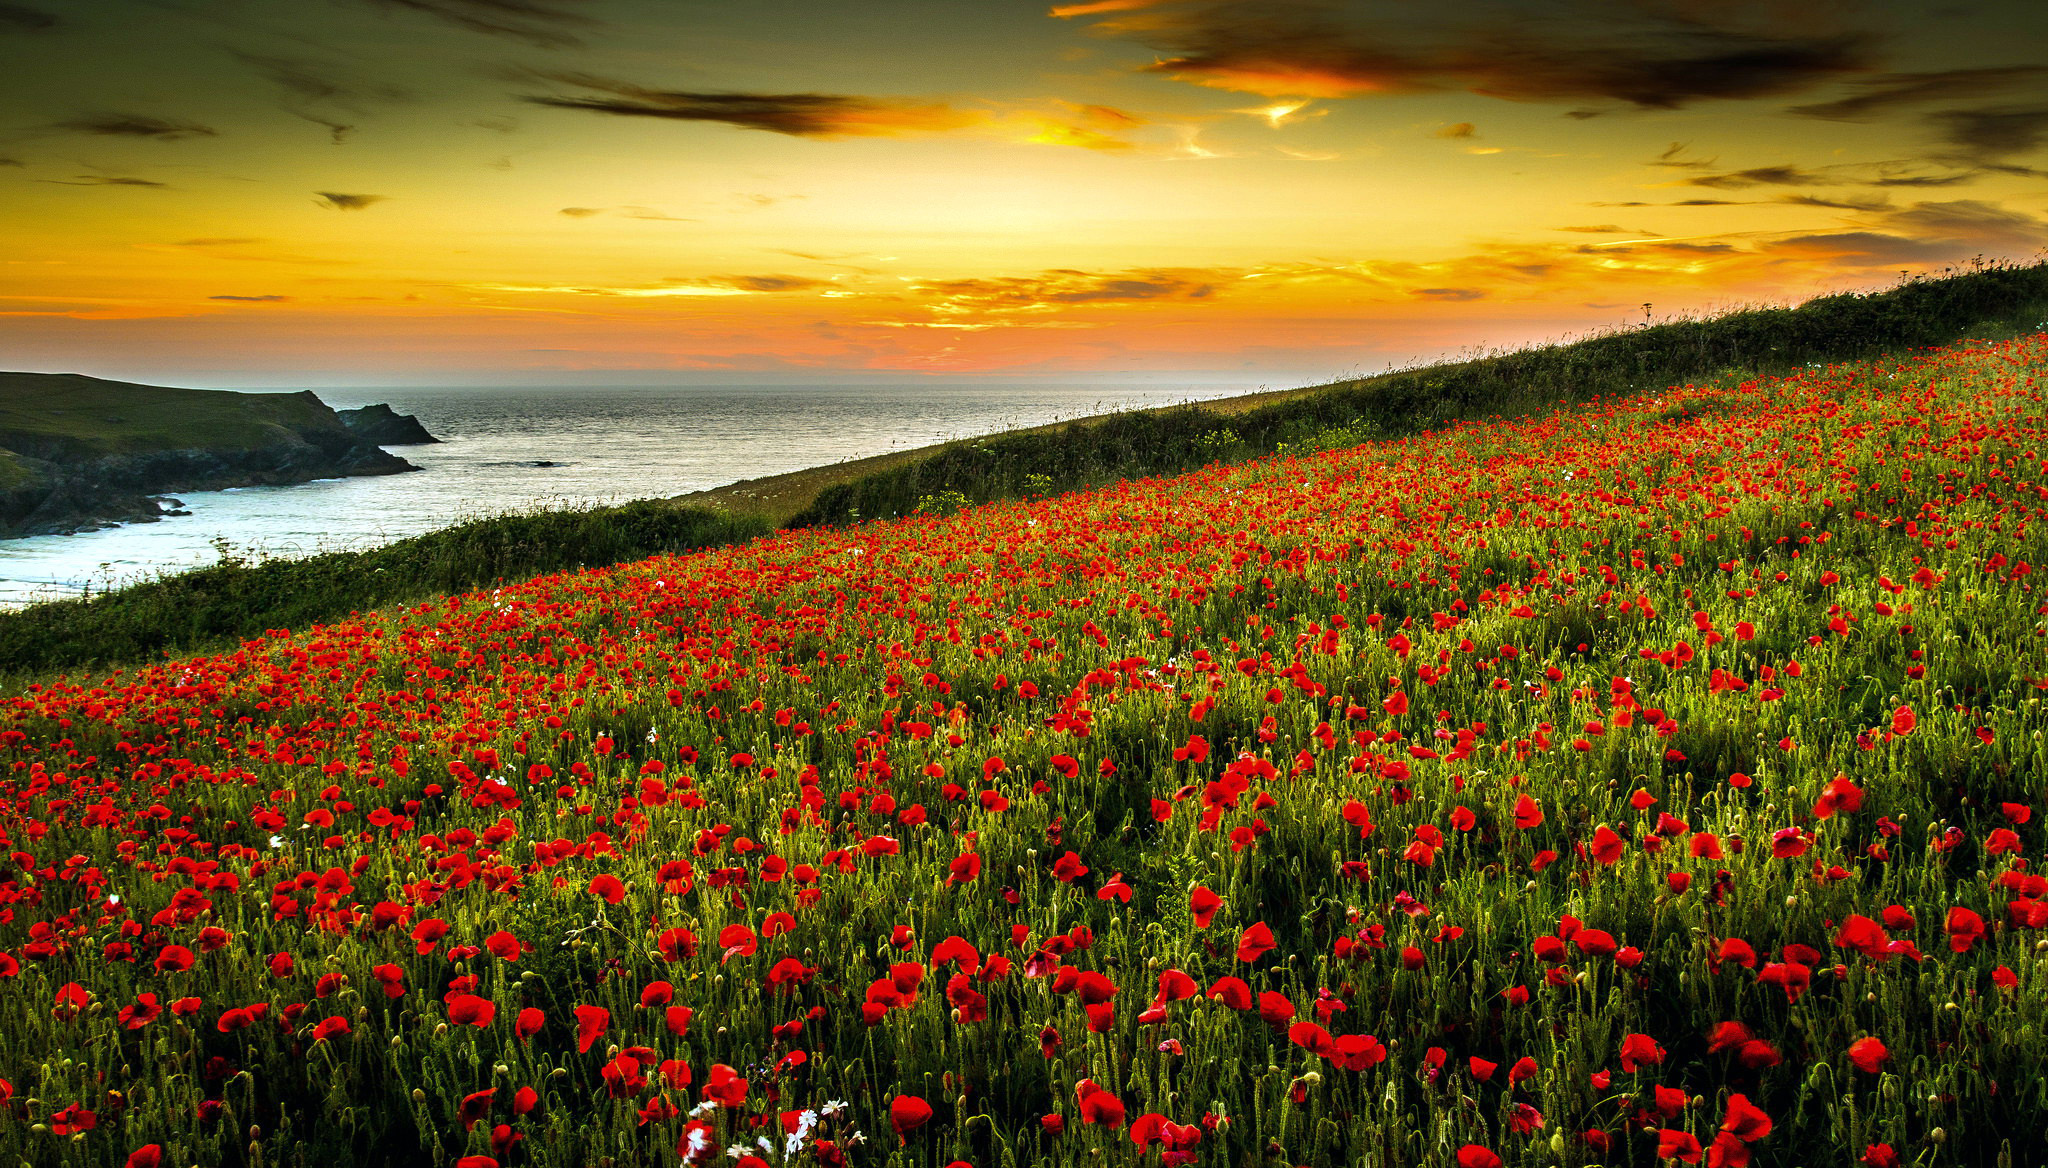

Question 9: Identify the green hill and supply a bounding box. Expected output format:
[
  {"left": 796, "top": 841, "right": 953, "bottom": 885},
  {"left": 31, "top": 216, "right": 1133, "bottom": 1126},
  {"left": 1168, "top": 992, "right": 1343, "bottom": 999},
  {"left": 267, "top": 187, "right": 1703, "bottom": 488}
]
[
  {"left": 0, "top": 373, "right": 418, "bottom": 538},
  {"left": 4, "top": 260, "right": 2046, "bottom": 680}
]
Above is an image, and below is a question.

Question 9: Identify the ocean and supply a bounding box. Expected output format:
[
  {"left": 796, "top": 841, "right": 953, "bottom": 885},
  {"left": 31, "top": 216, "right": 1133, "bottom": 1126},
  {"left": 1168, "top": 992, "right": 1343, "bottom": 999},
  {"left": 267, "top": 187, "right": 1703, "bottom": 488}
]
[{"left": 0, "top": 380, "right": 1265, "bottom": 607}]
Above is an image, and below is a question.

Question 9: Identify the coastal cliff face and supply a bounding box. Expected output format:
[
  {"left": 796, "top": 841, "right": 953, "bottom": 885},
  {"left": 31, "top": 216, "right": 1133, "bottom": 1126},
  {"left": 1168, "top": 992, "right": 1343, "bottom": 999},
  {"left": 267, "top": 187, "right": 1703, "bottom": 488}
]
[
  {"left": 338, "top": 403, "right": 439, "bottom": 446},
  {"left": 0, "top": 373, "right": 424, "bottom": 538}
]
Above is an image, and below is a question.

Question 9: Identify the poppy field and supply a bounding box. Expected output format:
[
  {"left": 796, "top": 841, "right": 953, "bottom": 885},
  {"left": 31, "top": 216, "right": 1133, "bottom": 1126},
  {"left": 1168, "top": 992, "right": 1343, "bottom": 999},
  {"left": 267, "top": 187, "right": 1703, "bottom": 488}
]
[{"left": 3, "top": 334, "right": 2047, "bottom": 1168}]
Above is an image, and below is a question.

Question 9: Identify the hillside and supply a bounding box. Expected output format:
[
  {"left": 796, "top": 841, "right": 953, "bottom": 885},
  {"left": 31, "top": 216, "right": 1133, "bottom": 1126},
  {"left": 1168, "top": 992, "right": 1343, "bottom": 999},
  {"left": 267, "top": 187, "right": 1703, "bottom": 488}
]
[
  {"left": 3, "top": 261, "right": 2047, "bottom": 677},
  {"left": 0, "top": 373, "right": 421, "bottom": 538},
  {"left": 0, "top": 334, "right": 2042, "bottom": 1167}
]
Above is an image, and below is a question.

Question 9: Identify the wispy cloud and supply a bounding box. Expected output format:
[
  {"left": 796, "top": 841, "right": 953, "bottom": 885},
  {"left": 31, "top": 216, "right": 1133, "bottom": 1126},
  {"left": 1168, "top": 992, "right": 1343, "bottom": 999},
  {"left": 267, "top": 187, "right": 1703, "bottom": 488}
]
[
  {"left": 521, "top": 74, "right": 981, "bottom": 137},
  {"left": 1055, "top": 0, "right": 1872, "bottom": 109},
  {"left": 473, "top": 274, "right": 833, "bottom": 297},
  {"left": 55, "top": 113, "right": 218, "bottom": 140},
  {"left": 0, "top": 2, "right": 56, "bottom": 33},
  {"left": 39, "top": 175, "right": 169, "bottom": 187},
  {"left": 348, "top": 0, "right": 597, "bottom": 47},
  {"left": 1788, "top": 66, "right": 2048, "bottom": 121},
  {"left": 1685, "top": 163, "right": 1827, "bottom": 189},
  {"left": 1928, "top": 105, "right": 2048, "bottom": 165},
  {"left": 1678, "top": 159, "right": 1987, "bottom": 191},
  {"left": 231, "top": 51, "right": 414, "bottom": 144},
  {"left": 557, "top": 204, "right": 694, "bottom": 221},
  {"left": 209, "top": 294, "right": 291, "bottom": 302},
  {"left": 918, "top": 268, "right": 1227, "bottom": 306},
  {"left": 519, "top": 72, "right": 1156, "bottom": 151},
  {"left": 315, "top": 191, "right": 389, "bottom": 210}
]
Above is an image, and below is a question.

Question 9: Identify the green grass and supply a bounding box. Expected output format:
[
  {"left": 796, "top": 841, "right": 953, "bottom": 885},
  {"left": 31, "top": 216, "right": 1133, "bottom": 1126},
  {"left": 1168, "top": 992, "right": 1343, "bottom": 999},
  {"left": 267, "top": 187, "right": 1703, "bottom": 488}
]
[
  {"left": 0, "top": 501, "right": 769, "bottom": 680},
  {"left": 785, "top": 260, "right": 2048, "bottom": 527},
  {"left": 9, "top": 260, "right": 2048, "bottom": 682},
  {"left": 0, "top": 373, "right": 350, "bottom": 458},
  {"left": 2, "top": 337, "right": 2045, "bottom": 1167}
]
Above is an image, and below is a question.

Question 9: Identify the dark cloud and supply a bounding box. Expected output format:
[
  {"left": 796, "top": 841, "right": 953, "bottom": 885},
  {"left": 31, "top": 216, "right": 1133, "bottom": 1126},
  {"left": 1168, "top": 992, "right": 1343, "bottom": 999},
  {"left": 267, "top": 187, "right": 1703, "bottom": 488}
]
[
  {"left": 349, "top": 0, "right": 596, "bottom": 48},
  {"left": 231, "top": 51, "right": 414, "bottom": 144},
  {"left": 209, "top": 294, "right": 290, "bottom": 302},
  {"left": 1554, "top": 224, "right": 1631, "bottom": 233},
  {"left": 1687, "top": 164, "right": 1825, "bottom": 189},
  {"left": 0, "top": 157, "right": 21, "bottom": 167},
  {"left": 1058, "top": 0, "right": 1873, "bottom": 110},
  {"left": 39, "top": 175, "right": 168, "bottom": 187},
  {"left": 558, "top": 206, "right": 601, "bottom": 217},
  {"left": 1928, "top": 105, "right": 2048, "bottom": 162},
  {"left": 56, "top": 113, "right": 217, "bottom": 140},
  {"left": 520, "top": 74, "right": 980, "bottom": 137},
  {"left": 0, "top": 3, "right": 56, "bottom": 33},
  {"left": 1788, "top": 65, "right": 2047, "bottom": 120},
  {"left": 314, "top": 191, "right": 388, "bottom": 210},
  {"left": 1412, "top": 287, "right": 1485, "bottom": 301},
  {"left": 1434, "top": 122, "right": 1476, "bottom": 138}
]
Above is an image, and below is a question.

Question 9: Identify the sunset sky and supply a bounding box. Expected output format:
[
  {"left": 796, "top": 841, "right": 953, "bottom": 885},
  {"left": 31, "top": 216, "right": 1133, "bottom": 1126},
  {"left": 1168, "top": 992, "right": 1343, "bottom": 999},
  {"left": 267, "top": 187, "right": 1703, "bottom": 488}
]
[{"left": 3, "top": 0, "right": 2046, "bottom": 384}]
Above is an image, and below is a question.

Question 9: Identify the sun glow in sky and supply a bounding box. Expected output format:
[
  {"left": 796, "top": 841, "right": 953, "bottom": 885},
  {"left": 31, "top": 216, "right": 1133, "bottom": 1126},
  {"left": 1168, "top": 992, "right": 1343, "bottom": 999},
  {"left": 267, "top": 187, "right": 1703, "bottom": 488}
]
[{"left": 3, "top": 0, "right": 2046, "bottom": 383}]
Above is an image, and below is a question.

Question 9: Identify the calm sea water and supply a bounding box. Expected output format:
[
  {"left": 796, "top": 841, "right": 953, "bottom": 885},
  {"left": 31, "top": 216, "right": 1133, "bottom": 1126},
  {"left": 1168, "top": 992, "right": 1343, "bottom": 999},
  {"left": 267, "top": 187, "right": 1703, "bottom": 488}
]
[{"left": 0, "top": 381, "right": 1263, "bottom": 607}]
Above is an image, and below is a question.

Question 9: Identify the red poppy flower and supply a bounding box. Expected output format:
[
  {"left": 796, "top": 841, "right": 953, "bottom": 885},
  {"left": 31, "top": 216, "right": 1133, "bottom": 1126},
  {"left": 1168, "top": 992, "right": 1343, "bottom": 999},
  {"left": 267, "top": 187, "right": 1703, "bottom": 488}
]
[
  {"left": 1235, "top": 922, "right": 1276, "bottom": 963},
  {"left": 1657, "top": 1128, "right": 1703, "bottom": 1163},
  {"left": 889, "top": 1095, "right": 933, "bottom": 1140},
  {"left": 1207, "top": 976, "right": 1252, "bottom": 1010},
  {"left": 1075, "top": 1080, "right": 1126, "bottom": 1128},
  {"left": 1719, "top": 1093, "right": 1771, "bottom": 1142},
  {"left": 1848, "top": 1037, "right": 1889, "bottom": 1072},
  {"left": 575, "top": 1004, "right": 610, "bottom": 1053},
  {"left": 460, "top": 1088, "right": 495, "bottom": 1132},
  {"left": 445, "top": 994, "right": 495, "bottom": 1027},
  {"left": 1619, "top": 1032, "right": 1666, "bottom": 1072},
  {"left": 702, "top": 1064, "right": 748, "bottom": 1108},
  {"left": 1944, "top": 907, "right": 1985, "bottom": 952}
]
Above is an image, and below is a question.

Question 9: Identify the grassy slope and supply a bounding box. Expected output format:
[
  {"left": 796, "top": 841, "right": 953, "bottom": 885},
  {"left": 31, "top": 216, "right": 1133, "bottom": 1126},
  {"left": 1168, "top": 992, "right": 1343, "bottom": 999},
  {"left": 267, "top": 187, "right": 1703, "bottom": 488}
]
[
  {"left": 2, "top": 338, "right": 2045, "bottom": 1167},
  {"left": 0, "top": 373, "right": 345, "bottom": 457},
  {"left": 5, "top": 261, "right": 2047, "bottom": 680},
  {"left": 0, "top": 502, "right": 768, "bottom": 681},
  {"left": 777, "top": 261, "right": 2048, "bottom": 527}
]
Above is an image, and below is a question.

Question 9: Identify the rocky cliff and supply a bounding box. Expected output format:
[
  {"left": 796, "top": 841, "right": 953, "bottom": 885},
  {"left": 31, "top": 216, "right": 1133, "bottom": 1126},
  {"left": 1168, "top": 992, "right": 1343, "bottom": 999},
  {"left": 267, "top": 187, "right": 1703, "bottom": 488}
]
[
  {"left": 0, "top": 373, "right": 426, "bottom": 538},
  {"left": 338, "top": 403, "right": 439, "bottom": 446}
]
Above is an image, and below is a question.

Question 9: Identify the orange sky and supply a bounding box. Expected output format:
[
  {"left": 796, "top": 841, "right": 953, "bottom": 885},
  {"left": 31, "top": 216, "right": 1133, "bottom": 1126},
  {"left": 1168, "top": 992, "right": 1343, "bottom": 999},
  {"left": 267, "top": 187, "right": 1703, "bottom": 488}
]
[{"left": 2, "top": 0, "right": 2045, "bottom": 383}]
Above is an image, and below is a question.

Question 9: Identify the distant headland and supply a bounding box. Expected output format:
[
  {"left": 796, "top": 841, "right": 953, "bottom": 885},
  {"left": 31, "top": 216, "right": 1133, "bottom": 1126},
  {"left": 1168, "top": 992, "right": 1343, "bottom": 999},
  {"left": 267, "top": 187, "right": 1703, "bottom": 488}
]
[{"left": 0, "top": 372, "right": 436, "bottom": 538}]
